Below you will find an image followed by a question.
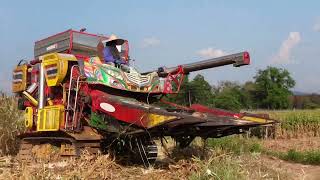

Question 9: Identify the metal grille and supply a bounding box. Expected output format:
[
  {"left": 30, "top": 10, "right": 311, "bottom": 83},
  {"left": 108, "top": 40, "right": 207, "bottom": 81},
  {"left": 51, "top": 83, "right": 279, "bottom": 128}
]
[
  {"left": 125, "top": 72, "right": 150, "bottom": 87},
  {"left": 45, "top": 109, "right": 58, "bottom": 130},
  {"left": 37, "top": 105, "right": 63, "bottom": 131},
  {"left": 38, "top": 110, "right": 44, "bottom": 130}
]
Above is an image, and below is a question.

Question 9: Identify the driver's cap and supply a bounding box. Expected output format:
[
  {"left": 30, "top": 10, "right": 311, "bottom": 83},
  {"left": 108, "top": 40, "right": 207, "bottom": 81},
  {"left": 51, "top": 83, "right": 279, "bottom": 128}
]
[{"left": 103, "top": 34, "right": 125, "bottom": 46}]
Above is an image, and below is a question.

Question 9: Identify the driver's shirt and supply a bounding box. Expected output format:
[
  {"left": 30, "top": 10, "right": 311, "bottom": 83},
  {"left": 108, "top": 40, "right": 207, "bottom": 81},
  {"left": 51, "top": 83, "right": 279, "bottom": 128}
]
[
  {"left": 103, "top": 46, "right": 116, "bottom": 63},
  {"left": 103, "top": 46, "right": 126, "bottom": 65}
]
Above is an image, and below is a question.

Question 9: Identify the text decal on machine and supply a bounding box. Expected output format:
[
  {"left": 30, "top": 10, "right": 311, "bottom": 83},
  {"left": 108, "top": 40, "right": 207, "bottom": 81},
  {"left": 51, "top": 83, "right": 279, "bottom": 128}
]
[{"left": 46, "top": 43, "right": 58, "bottom": 51}]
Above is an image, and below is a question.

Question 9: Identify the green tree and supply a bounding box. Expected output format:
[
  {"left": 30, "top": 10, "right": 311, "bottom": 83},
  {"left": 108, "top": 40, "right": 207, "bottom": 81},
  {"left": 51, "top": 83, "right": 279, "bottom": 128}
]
[
  {"left": 164, "top": 74, "right": 214, "bottom": 107},
  {"left": 188, "top": 74, "right": 214, "bottom": 106},
  {"left": 253, "top": 66, "right": 295, "bottom": 109},
  {"left": 212, "top": 81, "right": 249, "bottom": 111},
  {"left": 242, "top": 81, "right": 256, "bottom": 109}
]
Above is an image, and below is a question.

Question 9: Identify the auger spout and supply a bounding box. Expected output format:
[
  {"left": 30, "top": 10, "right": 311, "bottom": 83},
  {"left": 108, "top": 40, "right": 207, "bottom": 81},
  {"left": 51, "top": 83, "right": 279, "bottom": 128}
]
[{"left": 152, "top": 51, "right": 250, "bottom": 77}]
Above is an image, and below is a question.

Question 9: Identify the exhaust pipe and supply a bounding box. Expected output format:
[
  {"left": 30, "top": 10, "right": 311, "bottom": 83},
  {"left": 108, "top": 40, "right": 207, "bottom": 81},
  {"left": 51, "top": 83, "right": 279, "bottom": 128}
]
[{"left": 38, "top": 57, "right": 46, "bottom": 109}]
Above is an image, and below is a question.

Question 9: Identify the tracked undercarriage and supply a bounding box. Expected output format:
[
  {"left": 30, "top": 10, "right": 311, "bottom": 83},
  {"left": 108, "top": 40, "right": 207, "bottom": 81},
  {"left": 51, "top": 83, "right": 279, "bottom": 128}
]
[{"left": 16, "top": 126, "right": 159, "bottom": 167}]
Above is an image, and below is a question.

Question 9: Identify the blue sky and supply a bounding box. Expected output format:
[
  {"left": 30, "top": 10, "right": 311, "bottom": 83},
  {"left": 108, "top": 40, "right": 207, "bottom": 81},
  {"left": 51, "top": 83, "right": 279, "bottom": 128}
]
[{"left": 0, "top": 0, "right": 319, "bottom": 93}]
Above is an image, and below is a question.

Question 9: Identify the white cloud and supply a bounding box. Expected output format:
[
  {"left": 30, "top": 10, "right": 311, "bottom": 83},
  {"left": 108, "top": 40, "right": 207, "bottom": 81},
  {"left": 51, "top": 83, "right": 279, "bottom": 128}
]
[
  {"left": 271, "top": 32, "right": 301, "bottom": 64},
  {"left": 196, "top": 47, "right": 227, "bottom": 58},
  {"left": 313, "top": 19, "right": 320, "bottom": 32},
  {"left": 141, "top": 37, "right": 160, "bottom": 48}
]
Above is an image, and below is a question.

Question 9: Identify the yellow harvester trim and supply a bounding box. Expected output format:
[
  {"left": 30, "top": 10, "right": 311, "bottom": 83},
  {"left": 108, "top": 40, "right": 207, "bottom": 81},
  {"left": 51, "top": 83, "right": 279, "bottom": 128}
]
[
  {"left": 22, "top": 91, "right": 38, "bottom": 106},
  {"left": 42, "top": 53, "right": 77, "bottom": 87},
  {"left": 37, "top": 105, "right": 64, "bottom": 131},
  {"left": 12, "top": 64, "right": 28, "bottom": 92},
  {"left": 147, "top": 114, "right": 177, "bottom": 128},
  {"left": 47, "top": 98, "right": 54, "bottom": 106},
  {"left": 25, "top": 107, "right": 33, "bottom": 129},
  {"left": 241, "top": 116, "right": 267, "bottom": 123}
]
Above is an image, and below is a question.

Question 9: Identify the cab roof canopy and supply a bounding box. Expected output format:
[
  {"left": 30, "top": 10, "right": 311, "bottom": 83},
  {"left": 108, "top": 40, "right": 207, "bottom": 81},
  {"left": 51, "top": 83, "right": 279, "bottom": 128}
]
[{"left": 34, "top": 29, "right": 108, "bottom": 59}]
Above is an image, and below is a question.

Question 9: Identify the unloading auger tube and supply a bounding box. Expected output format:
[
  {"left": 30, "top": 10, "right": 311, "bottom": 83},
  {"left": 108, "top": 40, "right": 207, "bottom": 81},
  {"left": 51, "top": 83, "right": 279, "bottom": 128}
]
[{"left": 145, "top": 51, "right": 250, "bottom": 77}]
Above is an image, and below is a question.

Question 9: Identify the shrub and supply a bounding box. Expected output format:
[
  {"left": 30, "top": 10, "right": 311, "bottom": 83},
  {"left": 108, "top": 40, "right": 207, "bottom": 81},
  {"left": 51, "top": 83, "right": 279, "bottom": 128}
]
[
  {"left": 283, "top": 149, "right": 320, "bottom": 165},
  {"left": 0, "top": 92, "right": 24, "bottom": 155}
]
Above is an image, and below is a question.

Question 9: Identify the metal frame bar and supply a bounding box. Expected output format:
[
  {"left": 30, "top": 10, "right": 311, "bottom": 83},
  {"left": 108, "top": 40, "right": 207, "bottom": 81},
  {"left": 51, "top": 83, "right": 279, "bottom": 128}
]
[
  {"left": 72, "top": 75, "right": 81, "bottom": 130},
  {"left": 65, "top": 65, "right": 79, "bottom": 130}
]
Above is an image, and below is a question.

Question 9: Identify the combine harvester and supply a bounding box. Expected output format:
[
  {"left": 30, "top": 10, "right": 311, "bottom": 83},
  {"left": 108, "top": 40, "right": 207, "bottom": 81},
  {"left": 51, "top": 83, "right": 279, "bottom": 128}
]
[{"left": 12, "top": 29, "right": 275, "bottom": 166}]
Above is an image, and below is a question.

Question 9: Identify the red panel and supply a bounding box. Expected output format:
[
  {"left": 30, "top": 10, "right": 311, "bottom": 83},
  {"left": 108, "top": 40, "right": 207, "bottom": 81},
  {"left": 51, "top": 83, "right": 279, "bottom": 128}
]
[
  {"left": 190, "top": 104, "right": 242, "bottom": 118},
  {"left": 242, "top": 51, "right": 250, "bottom": 65},
  {"left": 90, "top": 90, "right": 148, "bottom": 127},
  {"left": 70, "top": 30, "right": 109, "bottom": 38},
  {"left": 68, "top": 30, "right": 73, "bottom": 53},
  {"left": 75, "top": 54, "right": 90, "bottom": 60}
]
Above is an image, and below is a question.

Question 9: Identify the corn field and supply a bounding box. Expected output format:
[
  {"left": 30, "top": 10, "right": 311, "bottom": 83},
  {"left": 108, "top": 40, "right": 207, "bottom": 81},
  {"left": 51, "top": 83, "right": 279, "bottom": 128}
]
[
  {"left": 0, "top": 92, "right": 24, "bottom": 155},
  {"left": 254, "top": 109, "right": 320, "bottom": 138}
]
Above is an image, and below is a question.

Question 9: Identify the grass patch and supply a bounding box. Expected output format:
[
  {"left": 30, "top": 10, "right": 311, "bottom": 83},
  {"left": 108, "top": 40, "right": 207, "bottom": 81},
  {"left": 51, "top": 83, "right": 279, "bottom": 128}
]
[
  {"left": 207, "top": 135, "right": 320, "bottom": 166},
  {"left": 189, "top": 154, "right": 245, "bottom": 180},
  {"left": 207, "top": 135, "right": 262, "bottom": 155},
  {"left": 166, "top": 136, "right": 283, "bottom": 179},
  {"left": 189, "top": 153, "right": 287, "bottom": 180},
  {"left": 275, "top": 149, "right": 320, "bottom": 165}
]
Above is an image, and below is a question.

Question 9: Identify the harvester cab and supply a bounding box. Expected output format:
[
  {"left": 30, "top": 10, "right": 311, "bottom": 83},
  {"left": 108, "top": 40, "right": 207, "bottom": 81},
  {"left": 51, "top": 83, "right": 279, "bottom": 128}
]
[{"left": 12, "top": 29, "right": 276, "bottom": 166}]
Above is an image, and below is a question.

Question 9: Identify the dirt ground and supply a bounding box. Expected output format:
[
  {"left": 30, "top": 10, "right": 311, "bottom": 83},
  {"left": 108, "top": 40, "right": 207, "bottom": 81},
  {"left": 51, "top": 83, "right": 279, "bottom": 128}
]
[
  {"left": 257, "top": 155, "right": 320, "bottom": 180},
  {"left": 261, "top": 137, "right": 320, "bottom": 180},
  {"left": 262, "top": 137, "right": 320, "bottom": 152},
  {"left": 1, "top": 153, "right": 319, "bottom": 180},
  {"left": 0, "top": 138, "right": 319, "bottom": 179}
]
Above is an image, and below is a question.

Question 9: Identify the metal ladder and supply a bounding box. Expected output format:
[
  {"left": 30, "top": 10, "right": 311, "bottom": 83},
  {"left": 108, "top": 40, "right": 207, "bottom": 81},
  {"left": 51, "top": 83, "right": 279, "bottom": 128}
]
[{"left": 65, "top": 65, "right": 81, "bottom": 131}]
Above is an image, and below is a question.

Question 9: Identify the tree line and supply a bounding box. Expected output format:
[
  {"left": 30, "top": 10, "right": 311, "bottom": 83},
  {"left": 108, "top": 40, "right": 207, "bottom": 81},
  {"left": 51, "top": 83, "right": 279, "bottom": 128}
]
[{"left": 165, "top": 66, "right": 320, "bottom": 111}]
